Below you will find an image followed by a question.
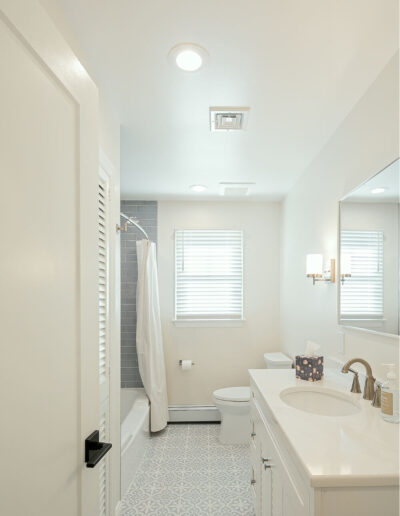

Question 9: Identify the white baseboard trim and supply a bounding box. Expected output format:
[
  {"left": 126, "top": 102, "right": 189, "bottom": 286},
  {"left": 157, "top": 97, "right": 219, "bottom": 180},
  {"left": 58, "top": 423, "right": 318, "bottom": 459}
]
[
  {"left": 168, "top": 405, "right": 221, "bottom": 423},
  {"left": 115, "top": 501, "right": 122, "bottom": 516}
]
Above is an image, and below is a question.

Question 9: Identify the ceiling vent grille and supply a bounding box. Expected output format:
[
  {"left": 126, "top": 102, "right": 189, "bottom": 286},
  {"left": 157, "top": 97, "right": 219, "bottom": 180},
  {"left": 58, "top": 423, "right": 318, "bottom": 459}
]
[
  {"left": 219, "top": 182, "right": 255, "bottom": 196},
  {"left": 210, "top": 107, "right": 250, "bottom": 132}
]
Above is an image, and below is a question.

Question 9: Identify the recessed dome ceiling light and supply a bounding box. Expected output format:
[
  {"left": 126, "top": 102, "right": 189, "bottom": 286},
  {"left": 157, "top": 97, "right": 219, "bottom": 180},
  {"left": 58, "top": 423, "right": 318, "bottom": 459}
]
[
  {"left": 371, "top": 187, "right": 387, "bottom": 194},
  {"left": 190, "top": 184, "right": 208, "bottom": 192},
  {"left": 176, "top": 50, "right": 202, "bottom": 71},
  {"left": 168, "top": 43, "right": 209, "bottom": 72}
]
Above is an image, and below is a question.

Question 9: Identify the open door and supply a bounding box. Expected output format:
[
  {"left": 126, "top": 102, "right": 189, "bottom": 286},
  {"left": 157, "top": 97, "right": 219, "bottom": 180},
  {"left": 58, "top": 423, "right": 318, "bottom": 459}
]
[{"left": 0, "top": 1, "right": 108, "bottom": 515}]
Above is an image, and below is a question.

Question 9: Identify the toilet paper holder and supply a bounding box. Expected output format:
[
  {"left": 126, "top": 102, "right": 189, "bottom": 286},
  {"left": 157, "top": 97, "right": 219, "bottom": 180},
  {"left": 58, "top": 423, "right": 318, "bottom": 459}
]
[{"left": 179, "top": 360, "right": 196, "bottom": 366}]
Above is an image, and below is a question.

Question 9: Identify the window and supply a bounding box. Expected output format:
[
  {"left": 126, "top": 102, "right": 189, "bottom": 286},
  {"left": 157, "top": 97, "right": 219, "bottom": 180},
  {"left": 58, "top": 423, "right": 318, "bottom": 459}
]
[
  {"left": 175, "top": 230, "right": 243, "bottom": 321},
  {"left": 340, "top": 230, "right": 384, "bottom": 319}
]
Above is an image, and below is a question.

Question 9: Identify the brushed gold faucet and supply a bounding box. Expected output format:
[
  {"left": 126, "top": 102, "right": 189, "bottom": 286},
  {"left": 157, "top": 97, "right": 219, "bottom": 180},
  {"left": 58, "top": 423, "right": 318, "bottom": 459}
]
[{"left": 342, "top": 358, "right": 375, "bottom": 400}]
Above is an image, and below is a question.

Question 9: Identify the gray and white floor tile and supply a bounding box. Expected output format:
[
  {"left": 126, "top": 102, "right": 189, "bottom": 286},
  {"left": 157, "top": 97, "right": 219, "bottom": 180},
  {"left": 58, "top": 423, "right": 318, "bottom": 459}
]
[{"left": 121, "top": 423, "right": 255, "bottom": 516}]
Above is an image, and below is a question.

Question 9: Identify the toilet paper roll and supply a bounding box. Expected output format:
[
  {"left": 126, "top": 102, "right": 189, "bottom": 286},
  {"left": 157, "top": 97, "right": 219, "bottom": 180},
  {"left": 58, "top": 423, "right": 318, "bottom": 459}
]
[{"left": 180, "top": 360, "right": 193, "bottom": 371}]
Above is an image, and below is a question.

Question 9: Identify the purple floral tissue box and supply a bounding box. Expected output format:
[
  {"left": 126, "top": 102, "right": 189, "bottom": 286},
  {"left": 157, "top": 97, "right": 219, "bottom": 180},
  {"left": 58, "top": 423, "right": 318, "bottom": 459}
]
[{"left": 295, "top": 355, "right": 324, "bottom": 382}]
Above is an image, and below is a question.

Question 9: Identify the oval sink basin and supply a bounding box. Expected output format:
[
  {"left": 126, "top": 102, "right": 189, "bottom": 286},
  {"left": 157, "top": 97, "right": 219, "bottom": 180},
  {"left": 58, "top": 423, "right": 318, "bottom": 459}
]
[{"left": 280, "top": 387, "right": 361, "bottom": 417}]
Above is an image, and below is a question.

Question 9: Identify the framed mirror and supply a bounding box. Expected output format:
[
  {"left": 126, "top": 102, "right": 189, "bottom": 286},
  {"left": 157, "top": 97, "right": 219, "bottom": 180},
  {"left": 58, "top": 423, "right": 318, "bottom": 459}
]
[{"left": 339, "top": 159, "right": 399, "bottom": 336}]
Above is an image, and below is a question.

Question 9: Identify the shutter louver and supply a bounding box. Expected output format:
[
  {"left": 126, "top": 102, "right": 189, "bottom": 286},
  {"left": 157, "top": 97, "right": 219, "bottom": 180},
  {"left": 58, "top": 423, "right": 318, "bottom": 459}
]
[
  {"left": 98, "top": 170, "right": 111, "bottom": 515},
  {"left": 340, "top": 230, "right": 384, "bottom": 319},
  {"left": 99, "top": 407, "right": 109, "bottom": 516},
  {"left": 97, "top": 174, "right": 110, "bottom": 516},
  {"left": 175, "top": 230, "right": 243, "bottom": 320},
  {"left": 98, "top": 180, "right": 108, "bottom": 382}
]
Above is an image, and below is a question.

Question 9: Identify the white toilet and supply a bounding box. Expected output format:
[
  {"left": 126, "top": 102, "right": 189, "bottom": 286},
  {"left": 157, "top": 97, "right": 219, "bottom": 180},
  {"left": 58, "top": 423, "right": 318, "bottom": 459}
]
[
  {"left": 263, "top": 351, "right": 293, "bottom": 370},
  {"left": 213, "top": 352, "right": 292, "bottom": 444}
]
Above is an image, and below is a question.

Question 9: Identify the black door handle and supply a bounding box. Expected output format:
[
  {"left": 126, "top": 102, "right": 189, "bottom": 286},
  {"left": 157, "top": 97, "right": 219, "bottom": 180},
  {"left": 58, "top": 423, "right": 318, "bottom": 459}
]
[{"left": 85, "top": 430, "right": 112, "bottom": 468}]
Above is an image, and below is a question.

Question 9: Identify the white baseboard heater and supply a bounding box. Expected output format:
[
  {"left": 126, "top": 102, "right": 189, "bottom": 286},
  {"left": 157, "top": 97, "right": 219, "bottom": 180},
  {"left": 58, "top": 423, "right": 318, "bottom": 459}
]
[{"left": 168, "top": 405, "right": 221, "bottom": 423}]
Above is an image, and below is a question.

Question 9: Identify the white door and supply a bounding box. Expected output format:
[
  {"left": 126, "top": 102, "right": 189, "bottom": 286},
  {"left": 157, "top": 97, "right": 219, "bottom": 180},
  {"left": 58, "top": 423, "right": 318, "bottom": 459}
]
[{"left": 0, "top": 2, "right": 104, "bottom": 515}]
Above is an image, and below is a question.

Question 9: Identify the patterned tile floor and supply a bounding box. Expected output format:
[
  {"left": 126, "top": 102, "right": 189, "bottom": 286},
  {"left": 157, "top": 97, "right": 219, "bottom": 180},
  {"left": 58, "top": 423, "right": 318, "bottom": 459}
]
[{"left": 121, "top": 423, "right": 255, "bottom": 516}]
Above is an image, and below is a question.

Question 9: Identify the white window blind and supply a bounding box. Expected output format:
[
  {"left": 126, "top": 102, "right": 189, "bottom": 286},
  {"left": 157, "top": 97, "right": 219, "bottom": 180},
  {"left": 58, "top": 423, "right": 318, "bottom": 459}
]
[
  {"left": 175, "top": 230, "right": 243, "bottom": 320},
  {"left": 340, "top": 230, "right": 384, "bottom": 319}
]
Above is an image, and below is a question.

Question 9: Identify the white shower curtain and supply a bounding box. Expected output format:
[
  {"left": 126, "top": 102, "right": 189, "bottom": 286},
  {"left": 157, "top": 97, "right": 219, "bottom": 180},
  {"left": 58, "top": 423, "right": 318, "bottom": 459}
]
[{"left": 136, "top": 239, "right": 168, "bottom": 432}]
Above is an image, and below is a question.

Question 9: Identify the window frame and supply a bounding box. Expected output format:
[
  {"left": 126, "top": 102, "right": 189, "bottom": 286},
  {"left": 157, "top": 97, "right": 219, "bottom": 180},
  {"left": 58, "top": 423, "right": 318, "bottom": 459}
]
[{"left": 174, "top": 229, "right": 244, "bottom": 327}]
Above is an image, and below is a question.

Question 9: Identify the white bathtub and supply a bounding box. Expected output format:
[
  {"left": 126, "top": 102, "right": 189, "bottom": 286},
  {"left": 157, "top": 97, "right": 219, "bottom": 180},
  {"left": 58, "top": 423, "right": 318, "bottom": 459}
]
[{"left": 121, "top": 388, "right": 150, "bottom": 496}]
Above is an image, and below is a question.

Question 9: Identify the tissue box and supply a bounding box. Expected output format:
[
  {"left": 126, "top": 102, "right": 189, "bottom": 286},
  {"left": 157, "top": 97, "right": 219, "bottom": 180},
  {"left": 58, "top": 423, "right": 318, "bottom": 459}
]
[{"left": 295, "top": 355, "right": 324, "bottom": 382}]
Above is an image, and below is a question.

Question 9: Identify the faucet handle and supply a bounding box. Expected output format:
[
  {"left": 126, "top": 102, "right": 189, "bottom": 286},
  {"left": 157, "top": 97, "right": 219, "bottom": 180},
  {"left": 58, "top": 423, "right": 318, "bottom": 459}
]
[
  {"left": 348, "top": 368, "right": 361, "bottom": 394},
  {"left": 372, "top": 381, "right": 383, "bottom": 408},
  {"left": 363, "top": 375, "right": 376, "bottom": 401}
]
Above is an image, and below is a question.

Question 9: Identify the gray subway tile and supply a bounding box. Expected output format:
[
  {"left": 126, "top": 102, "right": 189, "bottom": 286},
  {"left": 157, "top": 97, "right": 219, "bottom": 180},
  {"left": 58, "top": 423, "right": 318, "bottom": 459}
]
[{"left": 120, "top": 199, "right": 157, "bottom": 388}]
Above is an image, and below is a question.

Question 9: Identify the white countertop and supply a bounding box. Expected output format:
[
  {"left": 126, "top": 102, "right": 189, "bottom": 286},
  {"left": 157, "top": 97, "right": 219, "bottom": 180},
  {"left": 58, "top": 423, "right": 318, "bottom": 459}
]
[{"left": 249, "top": 368, "right": 399, "bottom": 488}]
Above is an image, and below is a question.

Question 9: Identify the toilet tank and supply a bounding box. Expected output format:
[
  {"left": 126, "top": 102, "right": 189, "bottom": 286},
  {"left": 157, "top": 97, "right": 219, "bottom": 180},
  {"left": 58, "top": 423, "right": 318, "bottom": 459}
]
[{"left": 264, "top": 352, "right": 292, "bottom": 369}]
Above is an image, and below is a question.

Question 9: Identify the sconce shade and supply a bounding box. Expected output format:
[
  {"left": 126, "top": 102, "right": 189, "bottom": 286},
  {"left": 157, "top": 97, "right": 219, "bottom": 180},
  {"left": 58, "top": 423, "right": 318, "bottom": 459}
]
[
  {"left": 341, "top": 254, "right": 352, "bottom": 276},
  {"left": 306, "top": 254, "right": 323, "bottom": 276}
]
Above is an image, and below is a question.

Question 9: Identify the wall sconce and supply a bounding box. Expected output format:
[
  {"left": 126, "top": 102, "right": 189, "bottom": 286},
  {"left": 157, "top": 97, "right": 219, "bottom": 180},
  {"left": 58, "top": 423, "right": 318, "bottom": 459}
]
[
  {"left": 340, "top": 254, "right": 352, "bottom": 284},
  {"left": 306, "top": 254, "right": 336, "bottom": 285}
]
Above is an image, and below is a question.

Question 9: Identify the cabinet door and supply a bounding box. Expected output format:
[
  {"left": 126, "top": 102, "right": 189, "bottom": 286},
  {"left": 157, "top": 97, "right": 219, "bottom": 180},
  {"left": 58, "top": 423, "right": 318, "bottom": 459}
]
[
  {"left": 260, "top": 458, "right": 272, "bottom": 516},
  {"left": 282, "top": 487, "right": 305, "bottom": 516},
  {"left": 251, "top": 388, "right": 311, "bottom": 516},
  {"left": 250, "top": 409, "right": 262, "bottom": 515},
  {"left": 259, "top": 422, "right": 281, "bottom": 516},
  {"left": 258, "top": 412, "right": 308, "bottom": 516}
]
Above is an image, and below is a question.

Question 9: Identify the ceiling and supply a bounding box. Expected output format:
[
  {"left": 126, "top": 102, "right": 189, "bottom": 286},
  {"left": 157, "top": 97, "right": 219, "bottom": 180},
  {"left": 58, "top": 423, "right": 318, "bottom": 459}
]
[
  {"left": 41, "top": 0, "right": 398, "bottom": 200},
  {"left": 343, "top": 159, "right": 399, "bottom": 203}
]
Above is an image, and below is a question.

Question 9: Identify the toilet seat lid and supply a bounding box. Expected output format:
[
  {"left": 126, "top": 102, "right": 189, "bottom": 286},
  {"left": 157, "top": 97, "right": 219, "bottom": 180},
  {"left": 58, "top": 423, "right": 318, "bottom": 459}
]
[{"left": 213, "top": 386, "right": 250, "bottom": 402}]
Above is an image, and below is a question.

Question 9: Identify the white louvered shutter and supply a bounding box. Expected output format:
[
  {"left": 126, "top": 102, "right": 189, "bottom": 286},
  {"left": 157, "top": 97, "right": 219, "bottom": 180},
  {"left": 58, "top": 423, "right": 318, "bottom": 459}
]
[
  {"left": 98, "top": 178, "right": 109, "bottom": 389},
  {"left": 175, "top": 230, "right": 243, "bottom": 320},
  {"left": 98, "top": 173, "right": 110, "bottom": 516},
  {"left": 340, "top": 230, "right": 384, "bottom": 319},
  {"left": 98, "top": 401, "right": 110, "bottom": 516}
]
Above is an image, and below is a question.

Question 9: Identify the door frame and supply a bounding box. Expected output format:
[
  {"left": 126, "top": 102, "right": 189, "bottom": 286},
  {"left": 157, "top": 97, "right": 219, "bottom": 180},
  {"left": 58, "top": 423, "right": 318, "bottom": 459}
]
[{"left": 0, "top": 1, "right": 100, "bottom": 514}]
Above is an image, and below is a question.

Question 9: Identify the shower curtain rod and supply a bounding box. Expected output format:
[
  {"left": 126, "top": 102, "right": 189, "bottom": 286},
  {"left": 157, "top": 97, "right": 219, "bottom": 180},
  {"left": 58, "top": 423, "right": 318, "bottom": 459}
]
[{"left": 117, "top": 212, "right": 150, "bottom": 240}]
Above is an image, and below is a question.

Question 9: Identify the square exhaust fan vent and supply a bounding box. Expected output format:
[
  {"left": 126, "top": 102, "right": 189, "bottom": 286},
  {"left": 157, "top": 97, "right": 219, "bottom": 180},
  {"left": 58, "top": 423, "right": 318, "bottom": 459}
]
[
  {"left": 210, "top": 107, "right": 250, "bottom": 132},
  {"left": 219, "top": 182, "right": 255, "bottom": 196}
]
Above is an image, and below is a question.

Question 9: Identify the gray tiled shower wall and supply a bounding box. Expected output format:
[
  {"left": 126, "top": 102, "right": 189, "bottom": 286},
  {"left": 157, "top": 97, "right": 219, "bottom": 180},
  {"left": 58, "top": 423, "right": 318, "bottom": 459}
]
[{"left": 120, "top": 200, "right": 157, "bottom": 388}]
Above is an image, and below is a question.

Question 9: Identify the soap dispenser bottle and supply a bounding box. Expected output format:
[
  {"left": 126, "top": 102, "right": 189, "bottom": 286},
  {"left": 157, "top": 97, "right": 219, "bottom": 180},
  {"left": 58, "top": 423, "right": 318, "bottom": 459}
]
[{"left": 381, "top": 364, "right": 399, "bottom": 424}]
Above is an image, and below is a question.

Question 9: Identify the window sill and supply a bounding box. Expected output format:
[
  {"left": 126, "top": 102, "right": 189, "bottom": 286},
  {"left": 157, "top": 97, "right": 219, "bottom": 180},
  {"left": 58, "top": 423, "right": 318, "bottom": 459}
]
[
  {"left": 340, "top": 318, "right": 386, "bottom": 330},
  {"left": 340, "top": 317, "right": 385, "bottom": 321},
  {"left": 172, "top": 319, "right": 245, "bottom": 328}
]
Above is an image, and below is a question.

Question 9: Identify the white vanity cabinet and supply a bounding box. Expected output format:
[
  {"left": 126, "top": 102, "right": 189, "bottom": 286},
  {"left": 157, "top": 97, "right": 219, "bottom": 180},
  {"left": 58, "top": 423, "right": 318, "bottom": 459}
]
[{"left": 249, "top": 376, "right": 399, "bottom": 516}]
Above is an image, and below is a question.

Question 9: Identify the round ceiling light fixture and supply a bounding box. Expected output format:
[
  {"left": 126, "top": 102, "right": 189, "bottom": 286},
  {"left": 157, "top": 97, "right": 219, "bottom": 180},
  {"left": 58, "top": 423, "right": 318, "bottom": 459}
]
[
  {"left": 190, "top": 184, "right": 208, "bottom": 192},
  {"left": 370, "top": 187, "right": 387, "bottom": 194},
  {"left": 168, "top": 43, "right": 209, "bottom": 72}
]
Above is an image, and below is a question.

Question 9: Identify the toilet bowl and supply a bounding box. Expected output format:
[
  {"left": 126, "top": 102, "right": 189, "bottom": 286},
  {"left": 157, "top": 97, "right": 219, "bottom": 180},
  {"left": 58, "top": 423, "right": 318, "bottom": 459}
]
[
  {"left": 212, "top": 387, "right": 251, "bottom": 444},
  {"left": 213, "top": 352, "right": 292, "bottom": 445}
]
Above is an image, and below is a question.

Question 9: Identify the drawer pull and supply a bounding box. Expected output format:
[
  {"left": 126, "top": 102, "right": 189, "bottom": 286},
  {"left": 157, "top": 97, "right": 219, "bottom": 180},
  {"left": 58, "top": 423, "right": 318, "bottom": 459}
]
[
  {"left": 251, "top": 479, "right": 256, "bottom": 485},
  {"left": 251, "top": 432, "right": 256, "bottom": 437},
  {"left": 264, "top": 463, "right": 274, "bottom": 470},
  {"left": 261, "top": 457, "right": 271, "bottom": 463}
]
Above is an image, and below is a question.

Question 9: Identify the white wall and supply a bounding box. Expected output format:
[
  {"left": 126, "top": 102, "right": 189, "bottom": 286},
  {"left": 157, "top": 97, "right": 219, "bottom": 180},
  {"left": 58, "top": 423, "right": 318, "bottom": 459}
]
[
  {"left": 158, "top": 201, "right": 281, "bottom": 405},
  {"left": 280, "top": 54, "right": 399, "bottom": 381}
]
